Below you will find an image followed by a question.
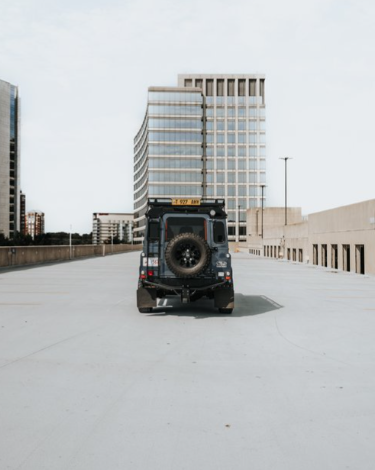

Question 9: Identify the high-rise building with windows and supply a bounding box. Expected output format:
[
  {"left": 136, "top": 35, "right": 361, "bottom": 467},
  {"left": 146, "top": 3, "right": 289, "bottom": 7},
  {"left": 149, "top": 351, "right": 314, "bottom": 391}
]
[
  {"left": 133, "top": 74, "right": 266, "bottom": 243},
  {"left": 0, "top": 79, "right": 21, "bottom": 239}
]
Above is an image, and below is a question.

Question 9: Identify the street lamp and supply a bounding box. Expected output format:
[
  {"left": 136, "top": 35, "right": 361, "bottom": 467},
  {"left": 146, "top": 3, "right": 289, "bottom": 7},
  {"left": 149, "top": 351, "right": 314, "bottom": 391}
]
[
  {"left": 279, "top": 157, "right": 292, "bottom": 225},
  {"left": 237, "top": 204, "right": 241, "bottom": 242},
  {"left": 260, "top": 184, "right": 266, "bottom": 238}
]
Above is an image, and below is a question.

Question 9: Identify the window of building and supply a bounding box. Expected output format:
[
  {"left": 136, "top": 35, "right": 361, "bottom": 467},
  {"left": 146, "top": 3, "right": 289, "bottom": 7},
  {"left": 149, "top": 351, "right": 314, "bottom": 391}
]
[
  {"left": 217, "top": 159, "right": 225, "bottom": 170},
  {"left": 238, "top": 107, "right": 246, "bottom": 117},
  {"left": 217, "top": 107, "right": 225, "bottom": 117},
  {"left": 216, "top": 120, "right": 225, "bottom": 131},
  {"left": 206, "top": 121, "right": 214, "bottom": 131},
  {"left": 206, "top": 79, "right": 213, "bottom": 96},
  {"left": 227, "top": 107, "right": 235, "bottom": 117},
  {"left": 217, "top": 133, "right": 225, "bottom": 144},
  {"left": 313, "top": 245, "right": 318, "bottom": 265},
  {"left": 249, "top": 146, "right": 257, "bottom": 156},
  {"left": 249, "top": 107, "right": 257, "bottom": 117},
  {"left": 216, "top": 172, "right": 225, "bottom": 183},
  {"left": 238, "top": 133, "right": 246, "bottom": 144},
  {"left": 260, "top": 79, "right": 265, "bottom": 104},
  {"left": 238, "top": 159, "right": 246, "bottom": 170},
  {"left": 228, "top": 185, "right": 235, "bottom": 196},
  {"left": 238, "top": 186, "right": 247, "bottom": 196},
  {"left": 238, "top": 120, "right": 246, "bottom": 131},
  {"left": 238, "top": 79, "right": 246, "bottom": 96},
  {"left": 227, "top": 146, "right": 235, "bottom": 157},
  {"left": 184, "top": 79, "right": 192, "bottom": 87},
  {"left": 227, "top": 120, "right": 235, "bottom": 131},
  {"left": 227, "top": 199, "right": 236, "bottom": 209},
  {"left": 195, "top": 78, "right": 203, "bottom": 89},
  {"left": 227, "top": 133, "right": 235, "bottom": 144},
  {"left": 238, "top": 172, "right": 246, "bottom": 183},
  {"left": 228, "top": 160, "right": 236, "bottom": 170},
  {"left": 228, "top": 79, "right": 235, "bottom": 96},
  {"left": 249, "top": 79, "right": 256, "bottom": 96},
  {"left": 238, "top": 147, "right": 246, "bottom": 157},
  {"left": 217, "top": 146, "right": 225, "bottom": 157},
  {"left": 216, "top": 185, "right": 225, "bottom": 196},
  {"left": 217, "top": 79, "right": 224, "bottom": 97},
  {"left": 228, "top": 173, "right": 236, "bottom": 183}
]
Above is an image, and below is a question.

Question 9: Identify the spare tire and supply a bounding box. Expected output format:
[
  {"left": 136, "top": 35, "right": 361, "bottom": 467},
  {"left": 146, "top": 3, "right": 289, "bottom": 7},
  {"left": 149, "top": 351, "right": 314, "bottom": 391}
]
[{"left": 165, "top": 232, "right": 211, "bottom": 278}]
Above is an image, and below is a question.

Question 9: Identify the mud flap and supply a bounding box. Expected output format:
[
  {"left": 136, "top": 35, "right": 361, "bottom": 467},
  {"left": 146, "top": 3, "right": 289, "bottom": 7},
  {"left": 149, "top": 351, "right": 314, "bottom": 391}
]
[
  {"left": 137, "top": 287, "right": 157, "bottom": 309},
  {"left": 214, "top": 286, "right": 234, "bottom": 309}
]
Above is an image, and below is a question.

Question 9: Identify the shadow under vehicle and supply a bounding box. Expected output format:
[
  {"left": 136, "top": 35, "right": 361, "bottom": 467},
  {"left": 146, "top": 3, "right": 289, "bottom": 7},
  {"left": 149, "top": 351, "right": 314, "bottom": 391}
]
[{"left": 137, "top": 198, "right": 234, "bottom": 314}]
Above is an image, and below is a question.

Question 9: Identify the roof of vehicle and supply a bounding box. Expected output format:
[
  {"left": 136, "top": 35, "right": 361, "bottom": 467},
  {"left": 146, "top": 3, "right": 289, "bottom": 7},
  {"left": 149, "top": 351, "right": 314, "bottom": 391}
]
[{"left": 146, "top": 198, "right": 227, "bottom": 219}]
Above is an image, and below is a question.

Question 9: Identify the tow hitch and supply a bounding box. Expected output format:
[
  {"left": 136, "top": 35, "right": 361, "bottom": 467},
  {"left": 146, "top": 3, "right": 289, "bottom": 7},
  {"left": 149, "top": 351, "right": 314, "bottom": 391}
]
[{"left": 181, "top": 287, "right": 190, "bottom": 304}]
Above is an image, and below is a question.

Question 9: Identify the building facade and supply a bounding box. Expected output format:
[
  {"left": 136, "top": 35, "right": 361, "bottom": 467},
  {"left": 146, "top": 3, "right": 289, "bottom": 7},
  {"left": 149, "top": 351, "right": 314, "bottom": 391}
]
[
  {"left": 26, "top": 210, "right": 45, "bottom": 239},
  {"left": 0, "top": 79, "right": 21, "bottom": 239},
  {"left": 92, "top": 212, "right": 134, "bottom": 245},
  {"left": 133, "top": 74, "right": 266, "bottom": 243},
  {"left": 247, "top": 199, "right": 375, "bottom": 276}
]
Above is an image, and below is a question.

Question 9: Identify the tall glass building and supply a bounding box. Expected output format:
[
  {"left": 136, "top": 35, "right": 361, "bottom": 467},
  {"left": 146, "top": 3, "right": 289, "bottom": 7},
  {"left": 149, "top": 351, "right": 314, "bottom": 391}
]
[
  {"left": 133, "top": 75, "right": 266, "bottom": 242},
  {"left": 0, "top": 79, "right": 20, "bottom": 239},
  {"left": 133, "top": 87, "right": 204, "bottom": 241}
]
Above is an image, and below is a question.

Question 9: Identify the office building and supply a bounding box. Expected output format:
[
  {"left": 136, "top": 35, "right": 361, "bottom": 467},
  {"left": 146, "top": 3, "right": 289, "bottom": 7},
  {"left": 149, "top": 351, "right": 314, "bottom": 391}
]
[
  {"left": 0, "top": 79, "right": 21, "bottom": 239},
  {"left": 92, "top": 212, "right": 134, "bottom": 245},
  {"left": 26, "top": 210, "right": 45, "bottom": 238},
  {"left": 133, "top": 74, "right": 266, "bottom": 242}
]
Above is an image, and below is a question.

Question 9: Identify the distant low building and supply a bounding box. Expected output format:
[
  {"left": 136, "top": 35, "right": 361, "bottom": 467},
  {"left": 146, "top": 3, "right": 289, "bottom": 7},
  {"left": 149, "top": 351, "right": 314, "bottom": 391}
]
[
  {"left": 247, "top": 199, "right": 375, "bottom": 275},
  {"left": 92, "top": 213, "right": 133, "bottom": 245},
  {"left": 26, "top": 210, "right": 45, "bottom": 238}
]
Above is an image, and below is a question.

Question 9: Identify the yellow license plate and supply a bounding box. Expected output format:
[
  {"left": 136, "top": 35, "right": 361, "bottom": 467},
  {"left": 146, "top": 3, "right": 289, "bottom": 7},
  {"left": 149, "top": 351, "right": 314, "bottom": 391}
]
[{"left": 172, "top": 198, "right": 201, "bottom": 206}]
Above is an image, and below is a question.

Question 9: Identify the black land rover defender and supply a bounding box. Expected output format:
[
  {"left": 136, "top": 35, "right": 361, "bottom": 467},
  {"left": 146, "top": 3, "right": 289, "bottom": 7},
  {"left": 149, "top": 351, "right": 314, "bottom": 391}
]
[{"left": 136, "top": 198, "right": 234, "bottom": 314}]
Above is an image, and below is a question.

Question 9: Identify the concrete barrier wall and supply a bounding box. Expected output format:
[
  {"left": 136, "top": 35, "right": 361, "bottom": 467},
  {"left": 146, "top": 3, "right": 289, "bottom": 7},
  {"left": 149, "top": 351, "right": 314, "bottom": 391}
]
[{"left": 0, "top": 244, "right": 141, "bottom": 268}]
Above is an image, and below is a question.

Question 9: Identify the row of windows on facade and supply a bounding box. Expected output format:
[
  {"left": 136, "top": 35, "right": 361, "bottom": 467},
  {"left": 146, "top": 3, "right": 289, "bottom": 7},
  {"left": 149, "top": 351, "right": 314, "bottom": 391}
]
[
  {"left": 147, "top": 144, "right": 266, "bottom": 157},
  {"left": 135, "top": 156, "right": 266, "bottom": 184},
  {"left": 148, "top": 158, "right": 266, "bottom": 169},
  {"left": 148, "top": 118, "right": 266, "bottom": 130},
  {"left": 148, "top": 132, "right": 266, "bottom": 144},
  {"left": 148, "top": 171, "right": 266, "bottom": 183},
  {"left": 135, "top": 166, "right": 267, "bottom": 193},
  {"left": 148, "top": 105, "right": 265, "bottom": 117},
  {"left": 147, "top": 184, "right": 266, "bottom": 196},
  {"left": 183, "top": 78, "right": 265, "bottom": 98}
]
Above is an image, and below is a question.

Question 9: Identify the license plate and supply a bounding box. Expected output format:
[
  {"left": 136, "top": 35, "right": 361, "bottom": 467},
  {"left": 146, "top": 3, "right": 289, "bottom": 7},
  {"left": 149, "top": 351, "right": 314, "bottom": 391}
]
[
  {"left": 172, "top": 198, "right": 201, "bottom": 206},
  {"left": 148, "top": 258, "right": 159, "bottom": 267}
]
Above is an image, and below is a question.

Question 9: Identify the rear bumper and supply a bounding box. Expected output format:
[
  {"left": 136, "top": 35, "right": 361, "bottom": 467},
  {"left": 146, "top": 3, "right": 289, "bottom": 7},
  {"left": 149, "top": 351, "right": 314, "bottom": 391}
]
[{"left": 142, "top": 279, "right": 230, "bottom": 292}]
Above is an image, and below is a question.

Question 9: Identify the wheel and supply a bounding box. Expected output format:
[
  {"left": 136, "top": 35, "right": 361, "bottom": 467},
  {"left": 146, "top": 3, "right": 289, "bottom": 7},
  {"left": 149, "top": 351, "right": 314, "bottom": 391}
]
[
  {"left": 218, "top": 308, "right": 233, "bottom": 314},
  {"left": 165, "top": 232, "right": 211, "bottom": 278},
  {"left": 138, "top": 308, "right": 152, "bottom": 313}
]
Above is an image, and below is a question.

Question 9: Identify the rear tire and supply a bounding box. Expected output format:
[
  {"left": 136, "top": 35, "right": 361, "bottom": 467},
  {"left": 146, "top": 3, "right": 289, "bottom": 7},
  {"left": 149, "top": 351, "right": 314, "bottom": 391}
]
[
  {"left": 139, "top": 308, "right": 152, "bottom": 313},
  {"left": 218, "top": 308, "right": 233, "bottom": 314}
]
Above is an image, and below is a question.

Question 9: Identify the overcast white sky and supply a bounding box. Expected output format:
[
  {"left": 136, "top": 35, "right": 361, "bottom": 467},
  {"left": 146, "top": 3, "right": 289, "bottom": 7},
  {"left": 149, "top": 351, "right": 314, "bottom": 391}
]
[{"left": 1, "top": 0, "right": 375, "bottom": 233}]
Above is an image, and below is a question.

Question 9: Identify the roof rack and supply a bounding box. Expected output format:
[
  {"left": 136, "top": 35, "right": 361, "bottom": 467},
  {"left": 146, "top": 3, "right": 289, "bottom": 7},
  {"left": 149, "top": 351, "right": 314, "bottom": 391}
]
[
  {"left": 148, "top": 198, "right": 225, "bottom": 207},
  {"left": 146, "top": 198, "right": 226, "bottom": 218}
]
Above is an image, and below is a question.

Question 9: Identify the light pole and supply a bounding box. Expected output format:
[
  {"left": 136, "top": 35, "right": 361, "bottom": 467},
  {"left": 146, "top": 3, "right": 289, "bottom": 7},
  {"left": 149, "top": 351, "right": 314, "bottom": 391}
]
[
  {"left": 260, "top": 184, "right": 266, "bottom": 238},
  {"left": 279, "top": 157, "right": 292, "bottom": 225},
  {"left": 237, "top": 204, "right": 241, "bottom": 242},
  {"left": 69, "top": 224, "right": 72, "bottom": 260}
]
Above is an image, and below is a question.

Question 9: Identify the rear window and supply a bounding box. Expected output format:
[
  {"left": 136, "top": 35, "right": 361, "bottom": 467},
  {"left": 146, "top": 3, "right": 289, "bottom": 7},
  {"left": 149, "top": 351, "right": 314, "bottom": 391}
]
[
  {"left": 213, "top": 221, "right": 226, "bottom": 243},
  {"left": 166, "top": 217, "right": 205, "bottom": 240}
]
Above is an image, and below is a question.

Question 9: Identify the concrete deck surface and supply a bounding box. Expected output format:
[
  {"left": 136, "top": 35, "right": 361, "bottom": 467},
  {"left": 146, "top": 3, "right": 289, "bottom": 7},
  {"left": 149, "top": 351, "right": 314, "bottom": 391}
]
[{"left": 0, "top": 252, "right": 375, "bottom": 469}]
